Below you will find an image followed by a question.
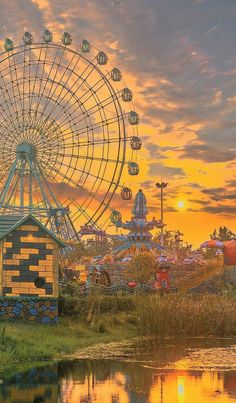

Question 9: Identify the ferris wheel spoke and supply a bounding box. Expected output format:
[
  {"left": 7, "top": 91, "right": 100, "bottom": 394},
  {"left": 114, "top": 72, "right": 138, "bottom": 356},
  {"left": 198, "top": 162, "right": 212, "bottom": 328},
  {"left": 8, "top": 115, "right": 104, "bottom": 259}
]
[
  {"left": 3, "top": 84, "right": 82, "bottom": 139},
  {"left": 7, "top": 55, "right": 24, "bottom": 118},
  {"left": 78, "top": 70, "right": 111, "bottom": 102},
  {"left": 44, "top": 157, "right": 117, "bottom": 195},
  {"left": 30, "top": 50, "right": 49, "bottom": 119},
  {"left": 7, "top": 58, "right": 23, "bottom": 117},
  {"left": 0, "top": 72, "right": 21, "bottom": 136},
  {"left": 33, "top": 44, "right": 61, "bottom": 119},
  {"left": 17, "top": 74, "right": 95, "bottom": 147},
  {"left": 41, "top": 163, "right": 107, "bottom": 217},
  {"left": 49, "top": 171, "right": 114, "bottom": 227},
  {"left": 69, "top": 55, "right": 103, "bottom": 100},
  {"left": 43, "top": 54, "right": 107, "bottom": 133},
  {"left": 102, "top": 213, "right": 115, "bottom": 230},
  {"left": 0, "top": 150, "right": 15, "bottom": 167},
  {"left": 0, "top": 83, "right": 19, "bottom": 128},
  {"left": 44, "top": 107, "right": 124, "bottom": 144},
  {"left": 1, "top": 81, "right": 88, "bottom": 148},
  {"left": 80, "top": 91, "right": 119, "bottom": 118},
  {"left": 0, "top": 121, "right": 20, "bottom": 145},
  {"left": 39, "top": 59, "right": 123, "bottom": 144},
  {"left": 22, "top": 45, "right": 27, "bottom": 127},
  {"left": 38, "top": 50, "right": 90, "bottom": 128},
  {"left": 69, "top": 198, "right": 102, "bottom": 227},
  {"left": 53, "top": 152, "right": 124, "bottom": 165},
  {"left": 54, "top": 90, "right": 120, "bottom": 134},
  {"left": 0, "top": 87, "right": 44, "bottom": 141},
  {"left": 44, "top": 75, "right": 117, "bottom": 139},
  {"left": 68, "top": 113, "right": 125, "bottom": 138},
  {"left": 37, "top": 57, "right": 100, "bottom": 139},
  {"left": 70, "top": 186, "right": 115, "bottom": 221},
  {"left": 45, "top": 65, "right": 112, "bottom": 129},
  {"left": 28, "top": 46, "right": 44, "bottom": 115},
  {"left": 7, "top": 74, "right": 105, "bottom": 153},
  {"left": 0, "top": 55, "right": 44, "bottom": 112},
  {"left": 74, "top": 77, "right": 122, "bottom": 117},
  {"left": 39, "top": 48, "right": 79, "bottom": 123},
  {"left": 55, "top": 137, "right": 125, "bottom": 150}
]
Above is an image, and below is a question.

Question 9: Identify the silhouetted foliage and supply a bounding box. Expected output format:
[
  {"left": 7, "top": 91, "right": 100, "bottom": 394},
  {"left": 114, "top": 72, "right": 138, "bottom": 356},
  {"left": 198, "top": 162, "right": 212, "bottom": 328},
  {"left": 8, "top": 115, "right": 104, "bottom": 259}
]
[
  {"left": 154, "top": 229, "right": 193, "bottom": 259},
  {"left": 210, "top": 226, "right": 236, "bottom": 242}
]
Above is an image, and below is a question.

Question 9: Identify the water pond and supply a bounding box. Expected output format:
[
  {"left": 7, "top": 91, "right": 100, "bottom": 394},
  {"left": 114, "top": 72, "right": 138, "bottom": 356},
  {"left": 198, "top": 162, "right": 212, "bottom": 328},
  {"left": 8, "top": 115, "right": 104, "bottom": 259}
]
[{"left": 1, "top": 338, "right": 236, "bottom": 402}]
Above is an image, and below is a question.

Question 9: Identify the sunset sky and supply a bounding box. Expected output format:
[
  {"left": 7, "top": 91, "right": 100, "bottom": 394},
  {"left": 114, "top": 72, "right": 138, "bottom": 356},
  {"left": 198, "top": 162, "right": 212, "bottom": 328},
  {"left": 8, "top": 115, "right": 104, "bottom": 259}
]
[{"left": 1, "top": 0, "right": 236, "bottom": 247}]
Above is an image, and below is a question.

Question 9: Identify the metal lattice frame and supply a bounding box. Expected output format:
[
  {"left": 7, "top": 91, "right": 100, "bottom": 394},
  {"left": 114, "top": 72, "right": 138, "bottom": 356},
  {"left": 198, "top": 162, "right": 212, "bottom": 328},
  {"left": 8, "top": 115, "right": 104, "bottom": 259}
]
[{"left": 0, "top": 32, "right": 140, "bottom": 239}]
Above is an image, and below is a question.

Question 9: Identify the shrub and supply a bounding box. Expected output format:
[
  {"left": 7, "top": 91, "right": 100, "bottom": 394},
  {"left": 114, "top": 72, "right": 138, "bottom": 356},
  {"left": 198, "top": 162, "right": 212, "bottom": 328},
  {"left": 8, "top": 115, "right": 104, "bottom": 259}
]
[{"left": 58, "top": 294, "right": 136, "bottom": 319}]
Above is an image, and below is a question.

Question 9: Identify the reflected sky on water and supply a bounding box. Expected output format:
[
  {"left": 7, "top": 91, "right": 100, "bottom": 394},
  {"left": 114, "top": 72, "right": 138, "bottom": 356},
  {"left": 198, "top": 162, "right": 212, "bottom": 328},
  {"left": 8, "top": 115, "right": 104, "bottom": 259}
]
[{"left": 1, "top": 338, "right": 236, "bottom": 403}]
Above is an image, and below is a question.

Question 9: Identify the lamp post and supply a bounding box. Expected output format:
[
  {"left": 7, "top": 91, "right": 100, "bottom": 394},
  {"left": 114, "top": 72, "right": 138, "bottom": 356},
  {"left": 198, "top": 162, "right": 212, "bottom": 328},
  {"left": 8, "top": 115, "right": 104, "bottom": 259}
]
[{"left": 156, "top": 182, "right": 168, "bottom": 247}]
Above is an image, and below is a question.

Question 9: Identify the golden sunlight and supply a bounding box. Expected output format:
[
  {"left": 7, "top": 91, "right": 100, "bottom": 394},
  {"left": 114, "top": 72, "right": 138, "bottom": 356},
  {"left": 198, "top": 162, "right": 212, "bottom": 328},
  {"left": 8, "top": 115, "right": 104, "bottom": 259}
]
[{"left": 177, "top": 200, "right": 187, "bottom": 210}]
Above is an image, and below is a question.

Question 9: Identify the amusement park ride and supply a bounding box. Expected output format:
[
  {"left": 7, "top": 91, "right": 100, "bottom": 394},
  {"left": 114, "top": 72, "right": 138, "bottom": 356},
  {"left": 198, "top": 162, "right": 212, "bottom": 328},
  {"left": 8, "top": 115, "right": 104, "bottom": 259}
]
[
  {"left": 111, "top": 189, "right": 164, "bottom": 254},
  {"left": 0, "top": 30, "right": 142, "bottom": 241}
]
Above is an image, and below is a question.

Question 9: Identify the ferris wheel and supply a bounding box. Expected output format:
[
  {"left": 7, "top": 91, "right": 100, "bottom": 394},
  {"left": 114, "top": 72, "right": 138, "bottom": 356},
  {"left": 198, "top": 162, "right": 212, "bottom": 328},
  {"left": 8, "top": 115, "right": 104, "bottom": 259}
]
[{"left": 0, "top": 30, "right": 141, "bottom": 240}]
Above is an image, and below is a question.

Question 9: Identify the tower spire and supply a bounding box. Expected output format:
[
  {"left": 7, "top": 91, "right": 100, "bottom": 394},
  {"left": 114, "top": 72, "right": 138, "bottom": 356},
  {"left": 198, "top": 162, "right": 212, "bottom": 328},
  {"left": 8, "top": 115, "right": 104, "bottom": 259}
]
[{"left": 132, "top": 189, "right": 148, "bottom": 219}]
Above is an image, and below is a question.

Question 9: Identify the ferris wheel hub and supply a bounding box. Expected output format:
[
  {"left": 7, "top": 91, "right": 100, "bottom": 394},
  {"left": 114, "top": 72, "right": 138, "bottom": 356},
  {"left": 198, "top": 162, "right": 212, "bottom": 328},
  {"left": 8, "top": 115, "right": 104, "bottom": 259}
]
[{"left": 16, "top": 142, "right": 36, "bottom": 160}]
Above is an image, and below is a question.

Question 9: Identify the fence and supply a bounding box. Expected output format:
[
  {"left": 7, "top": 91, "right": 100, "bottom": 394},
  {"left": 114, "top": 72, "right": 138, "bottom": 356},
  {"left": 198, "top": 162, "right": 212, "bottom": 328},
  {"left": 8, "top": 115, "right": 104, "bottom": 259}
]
[{"left": 59, "top": 281, "right": 158, "bottom": 296}]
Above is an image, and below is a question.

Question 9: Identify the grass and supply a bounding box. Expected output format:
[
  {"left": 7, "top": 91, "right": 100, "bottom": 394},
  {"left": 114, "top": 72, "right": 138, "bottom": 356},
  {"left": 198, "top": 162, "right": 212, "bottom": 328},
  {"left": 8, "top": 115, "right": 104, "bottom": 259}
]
[
  {"left": 1, "top": 292, "right": 236, "bottom": 368},
  {"left": 0, "top": 314, "right": 136, "bottom": 368},
  {"left": 135, "top": 293, "right": 236, "bottom": 337}
]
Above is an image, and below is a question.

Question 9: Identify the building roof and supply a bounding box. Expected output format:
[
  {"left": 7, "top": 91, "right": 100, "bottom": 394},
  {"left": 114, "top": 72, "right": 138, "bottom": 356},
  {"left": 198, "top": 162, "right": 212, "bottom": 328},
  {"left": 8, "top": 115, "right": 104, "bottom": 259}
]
[{"left": 0, "top": 214, "right": 65, "bottom": 246}]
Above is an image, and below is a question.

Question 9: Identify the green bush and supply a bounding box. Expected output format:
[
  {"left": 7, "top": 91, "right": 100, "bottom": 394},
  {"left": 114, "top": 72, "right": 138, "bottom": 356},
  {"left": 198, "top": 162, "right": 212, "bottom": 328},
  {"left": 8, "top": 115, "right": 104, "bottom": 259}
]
[{"left": 58, "top": 294, "right": 136, "bottom": 319}]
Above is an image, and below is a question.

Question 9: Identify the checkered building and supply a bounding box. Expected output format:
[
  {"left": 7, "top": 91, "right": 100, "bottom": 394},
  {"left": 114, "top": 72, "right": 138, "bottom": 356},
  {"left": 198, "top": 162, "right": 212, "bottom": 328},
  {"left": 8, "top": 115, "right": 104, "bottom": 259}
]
[{"left": 0, "top": 215, "right": 64, "bottom": 323}]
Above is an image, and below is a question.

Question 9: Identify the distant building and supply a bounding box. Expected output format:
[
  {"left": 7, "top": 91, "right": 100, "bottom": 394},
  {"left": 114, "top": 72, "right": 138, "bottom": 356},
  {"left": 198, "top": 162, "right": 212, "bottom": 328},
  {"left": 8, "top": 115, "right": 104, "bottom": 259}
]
[{"left": 0, "top": 214, "right": 64, "bottom": 324}]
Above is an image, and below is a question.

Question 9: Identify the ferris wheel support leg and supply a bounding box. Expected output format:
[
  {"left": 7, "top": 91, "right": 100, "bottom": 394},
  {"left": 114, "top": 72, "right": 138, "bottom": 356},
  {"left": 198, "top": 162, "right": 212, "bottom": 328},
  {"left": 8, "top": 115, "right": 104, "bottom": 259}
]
[
  {"left": 28, "top": 159, "right": 52, "bottom": 211},
  {"left": 0, "top": 158, "right": 19, "bottom": 209},
  {"left": 19, "top": 158, "right": 26, "bottom": 209},
  {"left": 67, "top": 213, "right": 81, "bottom": 241},
  {"left": 4, "top": 175, "right": 20, "bottom": 210}
]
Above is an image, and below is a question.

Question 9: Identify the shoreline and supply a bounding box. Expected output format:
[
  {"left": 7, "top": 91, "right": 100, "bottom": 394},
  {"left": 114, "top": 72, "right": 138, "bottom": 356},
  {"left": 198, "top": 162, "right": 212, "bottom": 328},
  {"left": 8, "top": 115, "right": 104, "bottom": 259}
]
[
  {"left": 1, "top": 292, "right": 236, "bottom": 371},
  {"left": 1, "top": 332, "right": 236, "bottom": 378},
  {"left": 1, "top": 322, "right": 236, "bottom": 367},
  {"left": 0, "top": 314, "right": 137, "bottom": 370}
]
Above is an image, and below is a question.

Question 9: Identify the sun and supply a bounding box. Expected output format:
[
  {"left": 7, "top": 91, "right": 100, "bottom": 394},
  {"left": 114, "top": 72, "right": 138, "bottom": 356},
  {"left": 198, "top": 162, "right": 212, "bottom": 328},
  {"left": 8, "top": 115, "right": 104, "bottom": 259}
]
[{"left": 177, "top": 200, "right": 186, "bottom": 210}]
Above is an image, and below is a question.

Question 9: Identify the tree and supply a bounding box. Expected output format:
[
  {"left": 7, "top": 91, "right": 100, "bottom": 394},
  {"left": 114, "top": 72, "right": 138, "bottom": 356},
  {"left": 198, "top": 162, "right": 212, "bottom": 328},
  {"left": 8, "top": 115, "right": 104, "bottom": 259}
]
[
  {"left": 61, "top": 242, "right": 87, "bottom": 268},
  {"left": 210, "top": 226, "right": 236, "bottom": 242},
  {"left": 153, "top": 229, "right": 192, "bottom": 258},
  {"left": 126, "top": 252, "right": 157, "bottom": 284},
  {"left": 85, "top": 237, "right": 111, "bottom": 256}
]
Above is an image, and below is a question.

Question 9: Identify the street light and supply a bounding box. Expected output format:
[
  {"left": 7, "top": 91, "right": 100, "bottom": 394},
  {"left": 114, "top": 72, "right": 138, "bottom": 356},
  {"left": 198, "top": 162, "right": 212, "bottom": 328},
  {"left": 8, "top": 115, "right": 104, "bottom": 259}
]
[{"left": 156, "top": 182, "right": 168, "bottom": 247}]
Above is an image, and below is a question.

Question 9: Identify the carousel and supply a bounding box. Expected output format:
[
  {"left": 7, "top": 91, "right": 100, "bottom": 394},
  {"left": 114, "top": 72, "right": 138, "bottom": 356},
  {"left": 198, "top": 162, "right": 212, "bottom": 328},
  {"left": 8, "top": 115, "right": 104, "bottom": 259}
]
[{"left": 87, "top": 189, "right": 165, "bottom": 287}]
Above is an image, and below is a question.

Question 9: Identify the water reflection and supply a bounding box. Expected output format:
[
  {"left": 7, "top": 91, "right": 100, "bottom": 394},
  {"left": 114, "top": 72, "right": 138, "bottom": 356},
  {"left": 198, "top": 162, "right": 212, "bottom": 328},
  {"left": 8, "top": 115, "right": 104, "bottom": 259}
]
[
  {"left": 0, "top": 339, "right": 236, "bottom": 403},
  {"left": 59, "top": 360, "right": 236, "bottom": 403},
  {"left": 0, "top": 364, "right": 58, "bottom": 402}
]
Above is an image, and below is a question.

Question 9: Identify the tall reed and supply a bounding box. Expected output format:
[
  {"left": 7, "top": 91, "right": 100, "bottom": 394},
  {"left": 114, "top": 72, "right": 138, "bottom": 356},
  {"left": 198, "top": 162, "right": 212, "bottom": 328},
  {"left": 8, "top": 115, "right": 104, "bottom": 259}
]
[{"left": 135, "top": 293, "right": 236, "bottom": 337}]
